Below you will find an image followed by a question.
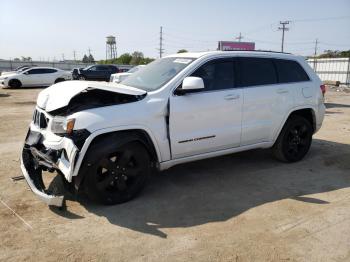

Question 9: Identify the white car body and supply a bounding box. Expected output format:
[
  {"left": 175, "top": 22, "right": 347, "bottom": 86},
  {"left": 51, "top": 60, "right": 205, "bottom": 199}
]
[
  {"left": 20, "top": 51, "right": 325, "bottom": 206},
  {"left": 0, "top": 67, "right": 72, "bottom": 88},
  {"left": 110, "top": 65, "right": 145, "bottom": 83}
]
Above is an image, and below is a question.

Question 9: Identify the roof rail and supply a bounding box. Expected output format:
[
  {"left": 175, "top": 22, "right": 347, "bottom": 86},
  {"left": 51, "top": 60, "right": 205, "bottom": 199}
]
[{"left": 222, "top": 50, "right": 292, "bottom": 55}]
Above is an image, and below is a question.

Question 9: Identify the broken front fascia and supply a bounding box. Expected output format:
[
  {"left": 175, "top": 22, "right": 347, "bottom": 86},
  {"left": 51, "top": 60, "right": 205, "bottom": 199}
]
[{"left": 20, "top": 83, "right": 147, "bottom": 206}]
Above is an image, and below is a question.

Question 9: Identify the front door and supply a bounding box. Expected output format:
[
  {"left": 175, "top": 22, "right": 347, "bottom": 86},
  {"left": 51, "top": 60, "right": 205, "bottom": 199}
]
[{"left": 169, "top": 58, "right": 243, "bottom": 159}]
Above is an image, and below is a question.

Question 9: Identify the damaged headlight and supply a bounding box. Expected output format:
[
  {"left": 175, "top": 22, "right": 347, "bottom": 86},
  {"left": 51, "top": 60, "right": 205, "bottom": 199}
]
[{"left": 51, "top": 117, "right": 75, "bottom": 135}]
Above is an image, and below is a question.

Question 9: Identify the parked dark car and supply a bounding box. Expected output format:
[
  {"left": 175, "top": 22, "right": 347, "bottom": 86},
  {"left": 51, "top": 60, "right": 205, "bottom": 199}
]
[{"left": 72, "top": 65, "right": 119, "bottom": 81}]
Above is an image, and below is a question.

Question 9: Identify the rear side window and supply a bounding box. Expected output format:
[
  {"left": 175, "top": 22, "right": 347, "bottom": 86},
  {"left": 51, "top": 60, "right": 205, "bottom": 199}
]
[
  {"left": 237, "top": 58, "right": 277, "bottom": 87},
  {"left": 274, "top": 59, "right": 310, "bottom": 83},
  {"left": 43, "top": 69, "right": 57, "bottom": 73},
  {"left": 190, "top": 59, "right": 234, "bottom": 92}
]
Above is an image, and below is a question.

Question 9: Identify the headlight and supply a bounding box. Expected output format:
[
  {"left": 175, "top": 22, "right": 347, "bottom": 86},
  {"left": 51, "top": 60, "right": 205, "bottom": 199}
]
[{"left": 51, "top": 117, "right": 75, "bottom": 135}]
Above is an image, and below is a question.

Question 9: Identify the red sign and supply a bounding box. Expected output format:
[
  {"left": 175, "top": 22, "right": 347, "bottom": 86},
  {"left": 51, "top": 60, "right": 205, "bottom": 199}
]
[{"left": 218, "top": 41, "right": 255, "bottom": 51}]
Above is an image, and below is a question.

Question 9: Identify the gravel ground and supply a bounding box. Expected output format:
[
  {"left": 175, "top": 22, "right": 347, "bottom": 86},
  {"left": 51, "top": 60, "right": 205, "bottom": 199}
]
[{"left": 0, "top": 86, "right": 349, "bottom": 262}]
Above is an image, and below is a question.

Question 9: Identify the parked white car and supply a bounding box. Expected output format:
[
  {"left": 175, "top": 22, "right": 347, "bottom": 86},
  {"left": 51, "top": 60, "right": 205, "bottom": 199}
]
[
  {"left": 20, "top": 51, "right": 325, "bottom": 207},
  {"left": 0, "top": 67, "right": 72, "bottom": 88},
  {"left": 109, "top": 65, "right": 145, "bottom": 83}
]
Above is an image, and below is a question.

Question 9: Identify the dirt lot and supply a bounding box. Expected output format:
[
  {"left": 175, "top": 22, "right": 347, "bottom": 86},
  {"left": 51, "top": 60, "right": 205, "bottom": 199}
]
[{"left": 0, "top": 87, "right": 349, "bottom": 262}]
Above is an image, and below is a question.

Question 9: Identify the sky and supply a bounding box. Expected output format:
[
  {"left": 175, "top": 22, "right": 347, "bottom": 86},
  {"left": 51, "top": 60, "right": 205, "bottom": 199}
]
[{"left": 0, "top": 0, "right": 349, "bottom": 61}]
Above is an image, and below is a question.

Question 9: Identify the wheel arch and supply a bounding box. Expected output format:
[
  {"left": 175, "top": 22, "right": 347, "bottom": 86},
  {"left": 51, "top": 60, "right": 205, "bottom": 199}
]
[
  {"left": 273, "top": 106, "right": 316, "bottom": 144},
  {"left": 72, "top": 127, "right": 161, "bottom": 189},
  {"left": 8, "top": 78, "right": 22, "bottom": 88}
]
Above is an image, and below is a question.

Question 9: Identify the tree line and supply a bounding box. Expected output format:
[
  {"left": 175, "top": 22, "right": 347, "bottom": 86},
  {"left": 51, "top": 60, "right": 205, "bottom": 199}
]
[
  {"left": 98, "top": 52, "right": 155, "bottom": 65},
  {"left": 315, "top": 50, "right": 350, "bottom": 58}
]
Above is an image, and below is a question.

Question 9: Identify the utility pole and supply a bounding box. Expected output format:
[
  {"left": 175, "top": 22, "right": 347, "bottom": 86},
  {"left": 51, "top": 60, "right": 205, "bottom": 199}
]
[
  {"left": 236, "top": 32, "right": 243, "bottom": 42},
  {"left": 278, "top": 21, "right": 290, "bottom": 52},
  {"left": 61, "top": 53, "right": 65, "bottom": 61},
  {"left": 313, "top": 38, "right": 318, "bottom": 71},
  {"left": 314, "top": 39, "right": 318, "bottom": 57},
  {"left": 73, "top": 50, "right": 76, "bottom": 61},
  {"left": 158, "top": 26, "right": 164, "bottom": 58}
]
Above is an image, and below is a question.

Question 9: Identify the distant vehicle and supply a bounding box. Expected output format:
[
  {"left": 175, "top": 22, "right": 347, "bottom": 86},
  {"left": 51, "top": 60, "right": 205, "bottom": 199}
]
[
  {"left": 110, "top": 65, "right": 145, "bottom": 83},
  {"left": 72, "top": 65, "right": 119, "bottom": 81},
  {"left": 0, "top": 67, "right": 72, "bottom": 88},
  {"left": 0, "top": 65, "right": 37, "bottom": 76}
]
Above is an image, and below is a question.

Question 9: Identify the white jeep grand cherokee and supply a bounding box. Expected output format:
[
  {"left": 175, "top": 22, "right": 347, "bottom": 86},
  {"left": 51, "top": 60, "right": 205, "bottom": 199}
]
[{"left": 21, "top": 51, "right": 326, "bottom": 207}]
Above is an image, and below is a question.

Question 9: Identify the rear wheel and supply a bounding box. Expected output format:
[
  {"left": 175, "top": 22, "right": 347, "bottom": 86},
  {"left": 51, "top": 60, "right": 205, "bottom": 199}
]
[
  {"left": 272, "top": 115, "right": 313, "bottom": 162},
  {"left": 8, "top": 79, "right": 22, "bottom": 88},
  {"left": 54, "top": 78, "right": 65, "bottom": 84},
  {"left": 84, "top": 141, "right": 151, "bottom": 205}
]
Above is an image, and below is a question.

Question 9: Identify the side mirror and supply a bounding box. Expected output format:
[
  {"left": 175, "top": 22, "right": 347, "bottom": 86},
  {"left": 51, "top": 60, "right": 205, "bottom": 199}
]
[{"left": 181, "top": 76, "right": 204, "bottom": 91}]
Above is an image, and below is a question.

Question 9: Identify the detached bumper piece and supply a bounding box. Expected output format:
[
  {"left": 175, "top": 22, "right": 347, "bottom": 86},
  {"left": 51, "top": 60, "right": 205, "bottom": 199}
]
[{"left": 20, "top": 131, "right": 65, "bottom": 207}]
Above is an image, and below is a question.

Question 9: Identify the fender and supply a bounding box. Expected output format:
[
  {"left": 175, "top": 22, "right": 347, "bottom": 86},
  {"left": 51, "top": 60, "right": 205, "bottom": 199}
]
[
  {"left": 271, "top": 105, "right": 317, "bottom": 144},
  {"left": 72, "top": 125, "right": 163, "bottom": 179}
]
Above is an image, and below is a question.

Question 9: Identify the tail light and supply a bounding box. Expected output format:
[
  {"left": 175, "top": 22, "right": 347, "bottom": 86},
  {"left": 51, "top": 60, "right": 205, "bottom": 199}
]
[{"left": 320, "top": 84, "right": 326, "bottom": 96}]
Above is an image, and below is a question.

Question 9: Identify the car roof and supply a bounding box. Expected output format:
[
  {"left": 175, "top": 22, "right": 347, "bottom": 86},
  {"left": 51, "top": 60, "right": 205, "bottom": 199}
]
[
  {"left": 165, "top": 50, "right": 303, "bottom": 60},
  {"left": 26, "top": 67, "right": 60, "bottom": 70}
]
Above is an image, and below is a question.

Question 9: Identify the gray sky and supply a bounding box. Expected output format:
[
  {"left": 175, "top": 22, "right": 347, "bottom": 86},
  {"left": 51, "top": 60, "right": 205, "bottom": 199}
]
[{"left": 0, "top": 0, "right": 349, "bottom": 61}]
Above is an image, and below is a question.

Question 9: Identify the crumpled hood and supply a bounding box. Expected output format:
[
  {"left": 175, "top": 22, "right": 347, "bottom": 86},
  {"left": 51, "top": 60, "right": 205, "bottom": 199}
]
[{"left": 37, "top": 80, "right": 146, "bottom": 112}]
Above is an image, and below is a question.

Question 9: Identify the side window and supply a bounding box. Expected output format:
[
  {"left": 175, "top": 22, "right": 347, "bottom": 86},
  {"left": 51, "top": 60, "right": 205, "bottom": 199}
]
[
  {"left": 44, "top": 69, "right": 57, "bottom": 73},
  {"left": 89, "top": 66, "right": 98, "bottom": 71},
  {"left": 190, "top": 59, "right": 235, "bottom": 92},
  {"left": 237, "top": 58, "right": 277, "bottom": 87},
  {"left": 27, "top": 69, "right": 45, "bottom": 74},
  {"left": 97, "top": 66, "right": 108, "bottom": 71},
  {"left": 274, "top": 59, "right": 310, "bottom": 83}
]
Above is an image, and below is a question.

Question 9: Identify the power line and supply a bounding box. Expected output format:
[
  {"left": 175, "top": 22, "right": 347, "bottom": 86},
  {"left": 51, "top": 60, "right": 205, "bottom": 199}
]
[
  {"left": 291, "top": 15, "right": 350, "bottom": 23},
  {"left": 278, "top": 21, "right": 290, "bottom": 52}
]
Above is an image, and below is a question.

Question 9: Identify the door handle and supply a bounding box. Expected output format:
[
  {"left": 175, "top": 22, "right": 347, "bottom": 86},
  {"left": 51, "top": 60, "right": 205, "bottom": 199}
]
[
  {"left": 277, "top": 88, "right": 289, "bottom": 94},
  {"left": 224, "top": 94, "right": 240, "bottom": 100}
]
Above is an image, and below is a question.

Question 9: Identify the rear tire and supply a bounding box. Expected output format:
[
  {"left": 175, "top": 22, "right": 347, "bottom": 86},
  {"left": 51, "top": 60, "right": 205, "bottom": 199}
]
[
  {"left": 272, "top": 115, "right": 313, "bottom": 162},
  {"left": 8, "top": 79, "right": 22, "bottom": 88},
  {"left": 54, "top": 78, "right": 65, "bottom": 84},
  {"left": 83, "top": 140, "right": 151, "bottom": 205}
]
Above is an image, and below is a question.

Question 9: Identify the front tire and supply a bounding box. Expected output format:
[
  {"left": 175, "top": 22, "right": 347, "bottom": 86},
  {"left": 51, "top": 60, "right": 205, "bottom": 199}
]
[
  {"left": 84, "top": 140, "right": 151, "bottom": 205},
  {"left": 8, "top": 79, "right": 22, "bottom": 88},
  {"left": 78, "top": 75, "right": 86, "bottom": 80},
  {"left": 272, "top": 115, "right": 313, "bottom": 162}
]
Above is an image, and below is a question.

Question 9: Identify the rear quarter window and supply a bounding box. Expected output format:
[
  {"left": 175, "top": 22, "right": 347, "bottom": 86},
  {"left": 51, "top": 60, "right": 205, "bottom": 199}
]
[{"left": 274, "top": 59, "right": 310, "bottom": 83}]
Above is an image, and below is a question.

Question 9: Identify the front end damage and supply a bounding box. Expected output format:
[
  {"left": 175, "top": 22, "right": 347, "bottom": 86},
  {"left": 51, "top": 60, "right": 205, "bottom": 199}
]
[
  {"left": 20, "top": 81, "right": 147, "bottom": 207},
  {"left": 20, "top": 126, "right": 83, "bottom": 207}
]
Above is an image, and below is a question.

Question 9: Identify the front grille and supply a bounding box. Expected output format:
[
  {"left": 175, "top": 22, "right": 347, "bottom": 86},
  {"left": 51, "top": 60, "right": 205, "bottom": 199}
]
[{"left": 33, "top": 109, "right": 48, "bottom": 129}]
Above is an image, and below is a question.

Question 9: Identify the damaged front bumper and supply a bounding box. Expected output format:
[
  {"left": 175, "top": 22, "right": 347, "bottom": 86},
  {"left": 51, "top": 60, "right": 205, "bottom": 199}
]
[{"left": 20, "top": 127, "right": 82, "bottom": 207}]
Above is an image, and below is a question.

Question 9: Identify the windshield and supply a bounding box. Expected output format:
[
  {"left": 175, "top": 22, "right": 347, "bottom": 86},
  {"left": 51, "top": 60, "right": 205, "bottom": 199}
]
[
  {"left": 121, "top": 57, "right": 195, "bottom": 91},
  {"left": 128, "top": 66, "right": 142, "bottom": 73}
]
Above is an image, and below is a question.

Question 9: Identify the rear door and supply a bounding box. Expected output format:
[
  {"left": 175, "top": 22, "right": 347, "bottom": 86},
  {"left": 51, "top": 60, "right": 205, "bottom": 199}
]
[
  {"left": 169, "top": 58, "right": 243, "bottom": 159},
  {"left": 44, "top": 68, "right": 59, "bottom": 84},
  {"left": 237, "top": 57, "right": 293, "bottom": 145}
]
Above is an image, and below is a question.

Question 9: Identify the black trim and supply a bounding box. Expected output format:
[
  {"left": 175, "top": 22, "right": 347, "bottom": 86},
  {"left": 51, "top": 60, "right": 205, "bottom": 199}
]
[{"left": 179, "top": 135, "right": 216, "bottom": 144}]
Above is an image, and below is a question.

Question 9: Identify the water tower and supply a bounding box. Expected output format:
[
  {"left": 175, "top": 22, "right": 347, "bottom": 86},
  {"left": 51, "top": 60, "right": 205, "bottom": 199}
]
[{"left": 106, "top": 35, "right": 117, "bottom": 60}]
